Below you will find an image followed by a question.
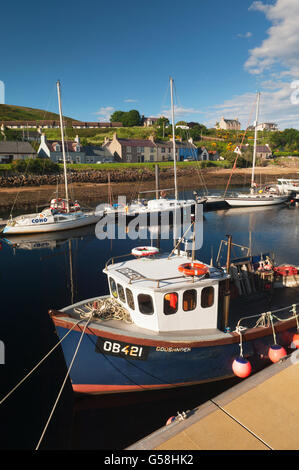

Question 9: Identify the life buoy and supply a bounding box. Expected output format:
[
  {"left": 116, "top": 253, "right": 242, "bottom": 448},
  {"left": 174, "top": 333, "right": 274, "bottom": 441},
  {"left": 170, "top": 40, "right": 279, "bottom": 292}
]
[
  {"left": 274, "top": 265, "right": 298, "bottom": 276},
  {"left": 131, "top": 246, "right": 159, "bottom": 257},
  {"left": 178, "top": 262, "right": 209, "bottom": 277}
]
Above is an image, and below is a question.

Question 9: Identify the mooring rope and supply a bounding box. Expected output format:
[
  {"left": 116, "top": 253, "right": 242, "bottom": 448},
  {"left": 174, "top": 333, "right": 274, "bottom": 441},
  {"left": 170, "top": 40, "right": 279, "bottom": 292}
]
[
  {"left": 74, "top": 297, "right": 133, "bottom": 324},
  {"left": 0, "top": 316, "right": 86, "bottom": 407},
  {"left": 35, "top": 312, "right": 94, "bottom": 450}
]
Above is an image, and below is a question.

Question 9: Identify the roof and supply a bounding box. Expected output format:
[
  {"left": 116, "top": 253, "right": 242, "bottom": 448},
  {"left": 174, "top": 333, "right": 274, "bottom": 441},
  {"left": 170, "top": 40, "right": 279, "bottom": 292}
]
[
  {"left": 118, "top": 138, "right": 156, "bottom": 148},
  {"left": 256, "top": 145, "right": 272, "bottom": 152},
  {"left": 45, "top": 140, "right": 80, "bottom": 152},
  {"left": 0, "top": 141, "right": 36, "bottom": 154}
]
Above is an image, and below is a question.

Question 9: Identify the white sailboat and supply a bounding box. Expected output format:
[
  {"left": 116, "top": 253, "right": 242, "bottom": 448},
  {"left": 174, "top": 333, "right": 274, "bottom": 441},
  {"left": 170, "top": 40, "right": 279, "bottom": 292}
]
[
  {"left": 225, "top": 92, "right": 288, "bottom": 207},
  {"left": 2, "top": 81, "right": 103, "bottom": 235},
  {"left": 104, "top": 77, "right": 198, "bottom": 218}
]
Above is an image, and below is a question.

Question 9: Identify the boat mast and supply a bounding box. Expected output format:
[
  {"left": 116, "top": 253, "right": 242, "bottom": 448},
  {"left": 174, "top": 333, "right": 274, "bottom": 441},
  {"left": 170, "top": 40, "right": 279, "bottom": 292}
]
[
  {"left": 251, "top": 91, "right": 260, "bottom": 193},
  {"left": 57, "top": 80, "right": 70, "bottom": 212},
  {"left": 170, "top": 77, "right": 178, "bottom": 201}
]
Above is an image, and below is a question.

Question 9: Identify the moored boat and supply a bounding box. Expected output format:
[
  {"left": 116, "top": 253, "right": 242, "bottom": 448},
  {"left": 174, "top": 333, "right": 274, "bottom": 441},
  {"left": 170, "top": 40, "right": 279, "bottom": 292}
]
[{"left": 49, "top": 230, "right": 299, "bottom": 395}]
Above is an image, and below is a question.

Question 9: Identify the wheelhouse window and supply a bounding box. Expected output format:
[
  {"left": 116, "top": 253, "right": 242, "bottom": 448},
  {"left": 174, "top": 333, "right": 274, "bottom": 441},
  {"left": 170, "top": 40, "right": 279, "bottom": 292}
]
[
  {"left": 109, "top": 278, "right": 118, "bottom": 298},
  {"left": 164, "top": 292, "right": 178, "bottom": 315},
  {"left": 117, "top": 284, "right": 126, "bottom": 302},
  {"left": 138, "top": 294, "right": 154, "bottom": 315},
  {"left": 183, "top": 289, "right": 197, "bottom": 311},
  {"left": 126, "top": 288, "right": 135, "bottom": 310},
  {"left": 201, "top": 286, "right": 214, "bottom": 308}
]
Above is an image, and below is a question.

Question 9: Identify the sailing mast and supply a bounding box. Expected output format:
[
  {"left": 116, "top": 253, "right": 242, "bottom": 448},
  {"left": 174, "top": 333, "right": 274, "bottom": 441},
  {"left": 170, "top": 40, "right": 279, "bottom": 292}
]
[
  {"left": 170, "top": 77, "right": 178, "bottom": 201},
  {"left": 57, "top": 80, "right": 70, "bottom": 213},
  {"left": 251, "top": 91, "right": 260, "bottom": 193}
]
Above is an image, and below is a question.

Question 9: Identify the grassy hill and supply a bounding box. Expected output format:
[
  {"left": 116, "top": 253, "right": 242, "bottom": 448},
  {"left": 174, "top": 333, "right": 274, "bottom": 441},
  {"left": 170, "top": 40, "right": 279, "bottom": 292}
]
[{"left": 0, "top": 104, "right": 76, "bottom": 126}]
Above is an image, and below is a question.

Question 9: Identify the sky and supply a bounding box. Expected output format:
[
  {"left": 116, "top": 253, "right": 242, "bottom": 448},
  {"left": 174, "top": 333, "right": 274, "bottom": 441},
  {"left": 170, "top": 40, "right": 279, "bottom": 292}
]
[{"left": 1, "top": 0, "right": 299, "bottom": 129}]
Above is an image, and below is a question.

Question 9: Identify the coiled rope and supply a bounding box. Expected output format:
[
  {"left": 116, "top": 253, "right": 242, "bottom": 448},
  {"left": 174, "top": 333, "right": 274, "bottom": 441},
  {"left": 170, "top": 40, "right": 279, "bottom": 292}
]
[{"left": 74, "top": 297, "right": 133, "bottom": 324}]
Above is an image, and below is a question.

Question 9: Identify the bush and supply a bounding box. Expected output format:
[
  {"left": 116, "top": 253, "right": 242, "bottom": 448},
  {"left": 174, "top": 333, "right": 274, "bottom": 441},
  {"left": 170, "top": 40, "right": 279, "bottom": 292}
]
[{"left": 12, "top": 158, "right": 60, "bottom": 174}]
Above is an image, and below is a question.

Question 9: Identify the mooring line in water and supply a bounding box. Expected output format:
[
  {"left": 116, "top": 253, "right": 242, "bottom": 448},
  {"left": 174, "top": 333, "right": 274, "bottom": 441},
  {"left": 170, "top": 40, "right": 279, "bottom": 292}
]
[
  {"left": 0, "top": 317, "right": 87, "bottom": 407},
  {"left": 35, "top": 313, "right": 93, "bottom": 450},
  {"left": 210, "top": 399, "right": 274, "bottom": 450}
]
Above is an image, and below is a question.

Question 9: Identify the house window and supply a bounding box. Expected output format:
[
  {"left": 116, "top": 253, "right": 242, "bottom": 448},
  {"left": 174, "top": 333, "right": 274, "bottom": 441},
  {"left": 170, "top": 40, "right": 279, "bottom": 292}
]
[
  {"left": 164, "top": 292, "right": 178, "bottom": 315},
  {"left": 109, "top": 278, "right": 118, "bottom": 298},
  {"left": 127, "top": 146, "right": 131, "bottom": 152},
  {"left": 201, "top": 287, "right": 214, "bottom": 308},
  {"left": 183, "top": 290, "right": 197, "bottom": 311},
  {"left": 161, "top": 147, "right": 165, "bottom": 153},
  {"left": 126, "top": 288, "right": 135, "bottom": 310},
  {"left": 138, "top": 294, "right": 154, "bottom": 315},
  {"left": 117, "top": 284, "right": 126, "bottom": 302}
]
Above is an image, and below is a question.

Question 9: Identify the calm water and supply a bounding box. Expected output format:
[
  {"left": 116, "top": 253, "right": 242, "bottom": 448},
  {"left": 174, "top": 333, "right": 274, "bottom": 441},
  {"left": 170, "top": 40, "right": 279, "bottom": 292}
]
[{"left": 0, "top": 188, "right": 298, "bottom": 450}]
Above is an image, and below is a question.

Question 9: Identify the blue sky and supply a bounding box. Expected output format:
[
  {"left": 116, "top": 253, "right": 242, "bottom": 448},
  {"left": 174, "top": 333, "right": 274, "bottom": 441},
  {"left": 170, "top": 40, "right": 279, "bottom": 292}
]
[{"left": 1, "top": 0, "right": 299, "bottom": 129}]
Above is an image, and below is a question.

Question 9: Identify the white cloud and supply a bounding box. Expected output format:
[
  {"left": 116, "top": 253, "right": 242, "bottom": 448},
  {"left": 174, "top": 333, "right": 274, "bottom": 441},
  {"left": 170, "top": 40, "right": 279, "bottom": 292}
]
[
  {"left": 204, "top": 1, "right": 299, "bottom": 130},
  {"left": 94, "top": 106, "right": 114, "bottom": 121},
  {"left": 204, "top": 81, "right": 299, "bottom": 130},
  {"left": 237, "top": 32, "right": 253, "bottom": 38},
  {"left": 124, "top": 99, "right": 138, "bottom": 103},
  {"left": 246, "top": 0, "right": 299, "bottom": 77},
  {"left": 161, "top": 105, "right": 202, "bottom": 120}
]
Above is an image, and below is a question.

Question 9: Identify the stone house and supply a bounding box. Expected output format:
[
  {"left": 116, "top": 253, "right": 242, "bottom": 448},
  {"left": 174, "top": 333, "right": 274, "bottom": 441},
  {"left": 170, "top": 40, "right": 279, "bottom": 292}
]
[{"left": 216, "top": 117, "right": 241, "bottom": 131}]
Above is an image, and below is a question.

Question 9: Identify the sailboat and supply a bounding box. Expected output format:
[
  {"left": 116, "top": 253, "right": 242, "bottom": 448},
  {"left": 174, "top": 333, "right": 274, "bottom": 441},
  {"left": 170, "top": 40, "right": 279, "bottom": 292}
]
[
  {"left": 225, "top": 92, "right": 288, "bottom": 207},
  {"left": 2, "top": 81, "right": 103, "bottom": 235},
  {"left": 104, "top": 77, "right": 198, "bottom": 219}
]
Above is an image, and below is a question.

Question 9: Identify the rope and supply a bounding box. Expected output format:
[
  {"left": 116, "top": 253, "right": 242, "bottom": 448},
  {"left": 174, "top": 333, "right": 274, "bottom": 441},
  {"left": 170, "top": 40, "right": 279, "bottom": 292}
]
[
  {"left": 35, "top": 312, "right": 94, "bottom": 450},
  {"left": 0, "top": 316, "right": 85, "bottom": 406},
  {"left": 74, "top": 297, "right": 133, "bottom": 324},
  {"left": 269, "top": 312, "right": 277, "bottom": 344}
]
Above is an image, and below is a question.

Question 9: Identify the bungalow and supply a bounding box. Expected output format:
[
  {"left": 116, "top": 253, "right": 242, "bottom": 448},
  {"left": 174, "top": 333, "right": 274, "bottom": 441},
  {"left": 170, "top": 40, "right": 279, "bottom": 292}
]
[
  {"left": 1, "top": 120, "right": 65, "bottom": 129},
  {"left": 197, "top": 147, "right": 219, "bottom": 161},
  {"left": 0, "top": 141, "right": 36, "bottom": 163},
  {"left": 71, "top": 122, "right": 123, "bottom": 129}
]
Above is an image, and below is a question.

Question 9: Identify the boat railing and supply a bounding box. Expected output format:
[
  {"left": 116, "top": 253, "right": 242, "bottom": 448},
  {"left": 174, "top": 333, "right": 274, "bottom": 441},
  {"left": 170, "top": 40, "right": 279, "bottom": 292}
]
[{"left": 104, "top": 252, "right": 218, "bottom": 288}]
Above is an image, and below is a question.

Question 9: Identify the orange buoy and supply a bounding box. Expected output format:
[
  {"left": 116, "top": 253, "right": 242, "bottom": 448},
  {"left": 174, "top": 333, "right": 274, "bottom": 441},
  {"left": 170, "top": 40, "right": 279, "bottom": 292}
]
[
  {"left": 232, "top": 356, "right": 252, "bottom": 378},
  {"left": 292, "top": 333, "right": 299, "bottom": 349},
  {"left": 166, "top": 416, "right": 176, "bottom": 425},
  {"left": 268, "top": 344, "right": 287, "bottom": 363}
]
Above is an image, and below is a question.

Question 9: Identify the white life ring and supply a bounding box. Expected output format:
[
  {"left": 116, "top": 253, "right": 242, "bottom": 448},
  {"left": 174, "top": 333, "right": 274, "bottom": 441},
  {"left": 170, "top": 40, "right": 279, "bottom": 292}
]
[{"left": 131, "top": 246, "right": 159, "bottom": 257}]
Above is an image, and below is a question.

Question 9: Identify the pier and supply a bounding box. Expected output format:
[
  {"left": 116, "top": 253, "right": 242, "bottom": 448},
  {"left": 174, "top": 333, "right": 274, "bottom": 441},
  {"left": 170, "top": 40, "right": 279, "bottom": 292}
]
[{"left": 127, "top": 351, "right": 299, "bottom": 450}]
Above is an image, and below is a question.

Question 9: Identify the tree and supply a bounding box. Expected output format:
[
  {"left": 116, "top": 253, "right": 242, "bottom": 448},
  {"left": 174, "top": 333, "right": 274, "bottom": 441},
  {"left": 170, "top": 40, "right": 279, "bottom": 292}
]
[
  {"left": 110, "top": 109, "right": 141, "bottom": 127},
  {"left": 110, "top": 111, "right": 126, "bottom": 123}
]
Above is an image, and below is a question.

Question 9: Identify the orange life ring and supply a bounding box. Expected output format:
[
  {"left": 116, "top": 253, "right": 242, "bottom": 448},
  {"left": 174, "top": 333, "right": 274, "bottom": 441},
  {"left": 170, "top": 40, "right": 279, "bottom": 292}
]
[{"left": 178, "top": 262, "right": 209, "bottom": 277}]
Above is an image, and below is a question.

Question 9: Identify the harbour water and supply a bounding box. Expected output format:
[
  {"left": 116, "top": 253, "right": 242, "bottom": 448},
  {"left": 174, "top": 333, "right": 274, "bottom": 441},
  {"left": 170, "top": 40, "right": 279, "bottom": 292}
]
[{"left": 0, "top": 187, "right": 298, "bottom": 450}]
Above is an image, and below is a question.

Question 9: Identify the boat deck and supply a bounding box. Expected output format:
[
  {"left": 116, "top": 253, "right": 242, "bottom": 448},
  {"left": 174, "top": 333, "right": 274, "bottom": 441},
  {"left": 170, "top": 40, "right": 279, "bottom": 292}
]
[{"left": 127, "top": 351, "right": 299, "bottom": 450}]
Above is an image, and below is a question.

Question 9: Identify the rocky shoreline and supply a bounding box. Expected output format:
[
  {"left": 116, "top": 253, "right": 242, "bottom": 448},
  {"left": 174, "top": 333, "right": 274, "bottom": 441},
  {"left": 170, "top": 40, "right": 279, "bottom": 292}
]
[{"left": 0, "top": 166, "right": 298, "bottom": 213}]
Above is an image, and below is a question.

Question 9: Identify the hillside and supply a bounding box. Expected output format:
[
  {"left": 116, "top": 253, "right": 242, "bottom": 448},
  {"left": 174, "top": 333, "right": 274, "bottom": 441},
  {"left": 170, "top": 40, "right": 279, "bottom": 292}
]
[{"left": 0, "top": 104, "right": 76, "bottom": 126}]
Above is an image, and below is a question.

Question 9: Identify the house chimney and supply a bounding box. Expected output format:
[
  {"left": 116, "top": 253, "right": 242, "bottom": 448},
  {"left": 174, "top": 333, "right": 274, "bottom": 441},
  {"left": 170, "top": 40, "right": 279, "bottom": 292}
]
[{"left": 148, "top": 135, "right": 155, "bottom": 142}]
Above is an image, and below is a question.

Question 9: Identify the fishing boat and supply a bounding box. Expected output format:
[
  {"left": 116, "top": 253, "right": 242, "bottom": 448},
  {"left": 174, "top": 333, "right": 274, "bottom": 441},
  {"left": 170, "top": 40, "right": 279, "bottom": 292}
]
[
  {"left": 225, "top": 93, "right": 288, "bottom": 208},
  {"left": 49, "top": 214, "right": 299, "bottom": 395},
  {"left": 103, "top": 78, "right": 199, "bottom": 220},
  {"left": 2, "top": 81, "right": 103, "bottom": 235}
]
